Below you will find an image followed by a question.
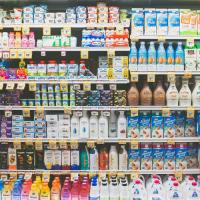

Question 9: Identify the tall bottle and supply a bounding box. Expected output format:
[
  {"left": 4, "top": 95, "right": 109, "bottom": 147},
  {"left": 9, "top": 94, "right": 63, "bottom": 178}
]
[
  {"left": 192, "top": 76, "right": 200, "bottom": 106},
  {"left": 117, "top": 111, "right": 127, "bottom": 138},
  {"left": 175, "top": 42, "right": 184, "bottom": 70},
  {"left": 157, "top": 42, "right": 166, "bottom": 65},
  {"left": 99, "top": 146, "right": 109, "bottom": 170},
  {"left": 179, "top": 79, "right": 191, "bottom": 106},
  {"left": 169, "top": 182, "right": 182, "bottom": 200},
  {"left": 167, "top": 42, "right": 175, "bottom": 66},
  {"left": 29, "top": 183, "right": 40, "bottom": 200},
  {"left": 89, "top": 146, "right": 99, "bottom": 170},
  {"left": 89, "top": 113, "right": 99, "bottom": 139},
  {"left": 109, "top": 111, "right": 117, "bottom": 138},
  {"left": 70, "top": 111, "right": 80, "bottom": 138},
  {"left": 15, "top": 32, "right": 22, "bottom": 48},
  {"left": 153, "top": 79, "right": 166, "bottom": 106},
  {"left": 140, "top": 81, "right": 153, "bottom": 106},
  {"left": 99, "top": 112, "right": 108, "bottom": 138},
  {"left": 129, "top": 42, "right": 138, "bottom": 71},
  {"left": 138, "top": 41, "right": 147, "bottom": 66},
  {"left": 109, "top": 145, "right": 118, "bottom": 170},
  {"left": 166, "top": 81, "right": 179, "bottom": 106},
  {"left": 127, "top": 83, "right": 139, "bottom": 106},
  {"left": 80, "top": 146, "right": 89, "bottom": 170},
  {"left": 148, "top": 41, "right": 156, "bottom": 70},
  {"left": 119, "top": 145, "right": 128, "bottom": 170},
  {"left": 100, "top": 179, "right": 109, "bottom": 200},
  {"left": 80, "top": 111, "right": 89, "bottom": 139},
  {"left": 40, "top": 183, "right": 50, "bottom": 200}
]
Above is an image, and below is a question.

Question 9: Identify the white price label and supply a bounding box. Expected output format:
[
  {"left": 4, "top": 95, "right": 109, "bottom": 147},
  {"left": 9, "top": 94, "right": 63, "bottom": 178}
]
[
  {"left": 147, "top": 73, "right": 155, "bottom": 82},
  {"left": 73, "top": 84, "right": 81, "bottom": 90},
  {"left": 130, "top": 72, "right": 138, "bottom": 82},
  {"left": 17, "top": 82, "right": 26, "bottom": 90},
  {"left": 25, "top": 50, "right": 32, "bottom": 59},
  {"left": 96, "top": 84, "right": 104, "bottom": 90},
  {"left": 41, "top": 51, "right": 46, "bottom": 56},
  {"left": 43, "top": 26, "right": 51, "bottom": 35},
  {"left": 103, "top": 111, "right": 110, "bottom": 117},
  {"left": 107, "top": 50, "right": 115, "bottom": 58},
  {"left": 75, "top": 111, "right": 83, "bottom": 117},
  {"left": 0, "top": 83, "right": 4, "bottom": 90},
  {"left": 110, "top": 84, "right": 117, "bottom": 90},
  {"left": 3, "top": 52, "right": 10, "bottom": 59},
  {"left": 81, "top": 50, "right": 89, "bottom": 59},
  {"left": 61, "top": 51, "right": 66, "bottom": 57},
  {"left": 22, "top": 27, "right": 30, "bottom": 35},
  {"left": 18, "top": 49, "right": 24, "bottom": 59},
  {"left": 6, "top": 82, "right": 15, "bottom": 90},
  {"left": 83, "top": 82, "right": 91, "bottom": 91}
]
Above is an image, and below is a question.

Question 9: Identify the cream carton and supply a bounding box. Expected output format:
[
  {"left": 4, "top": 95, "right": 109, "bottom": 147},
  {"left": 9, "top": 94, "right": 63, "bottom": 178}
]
[
  {"left": 168, "top": 9, "right": 180, "bottom": 35},
  {"left": 164, "top": 113, "right": 176, "bottom": 138},
  {"left": 185, "top": 46, "right": 197, "bottom": 71},
  {"left": 153, "top": 143, "right": 164, "bottom": 170},
  {"left": 131, "top": 8, "right": 144, "bottom": 36},
  {"left": 156, "top": 9, "right": 168, "bottom": 36},
  {"left": 190, "top": 10, "right": 198, "bottom": 35},
  {"left": 144, "top": 8, "right": 156, "bottom": 35}
]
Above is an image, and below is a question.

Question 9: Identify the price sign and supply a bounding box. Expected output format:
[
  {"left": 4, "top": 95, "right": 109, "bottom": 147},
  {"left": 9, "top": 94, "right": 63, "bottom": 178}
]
[
  {"left": 24, "top": 173, "right": 32, "bottom": 181},
  {"left": 42, "top": 172, "right": 50, "bottom": 183},
  {"left": 64, "top": 107, "right": 72, "bottom": 115},
  {"left": 131, "top": 139, "right": 139, "bottom": 149},
  {"left": 87, "top": 141, "right": 95, "bottom": 148},
  {"left": 118, "top": 140, "right": 126, "bottom": 145},
  {"left": 186, "top": 38, "right": 195, "bottom": 48},
  {"left": 167, "top": 73, "right": 176, "bottom": 82},
  {"left": 96, "top": 84, "right": 104, "bottom": 90},
  {"left": 13, "top": 140, "right": 21, "bottom": 149},
  {"left": 36, "top": 107, "right": 44, "bottom": 117},
  {"left": 107, "top": 68, "right": 114, "bottom": 79},
  {"left": 187, "top": 107, "right": 195, "bottom": 118},
  {"left": 60, "top": 82, "right": 68, "bottom": 92},
  {"left": 3, "top": 52, "right": 10, "bottom": 59},
  {"left": 162, "top": 107, "right": 170, "bottom": 117},
  {"left": 131, "top": 172, "right": 139, "bottom": 180},
  {"left": 117, "top": 173, "right": 125, "bottom": 178},
  {"left": 103, "top": 111, "right": 110, "bottom": 117},
  {"left": 175, "top": 171, "right": 183, "bottom": 182},
  {"left": 22, "top": 27, "right": 30, "bottom": 35},
  {"left": 167, "top": 138, "right": 175, "bottom": 145},
  {"left": 158, "top": 36, "right": 166, "bottom": 42},
  {"left": 49, "top": 141, "right": 57, "bottom": 149},
  {"left": 107, "top": 50, "right": 115, "bottom": 58},
  {"left": 131, "top": 107, "right": 138, "bottom": 117},
  {"left": 25, "top": 50, "right": 32, "bottom": 59},
  {"left": 109, "top": 84, "right": 116, "bottom": 90},
  {"left": 122, "top": 68, "right": 129, "bottom": 79},
  {"left": 73, "top": 84, "right": 81, "bottom": 90},
  {"left": 91, "top": 111, "right": 98, "bottom": 116},
  {"left": 61, "top": 51, "right": 66, "bottom": 57},
  {"left": 59, "top": 141, "right": 68, "bottom": 149},
  {"left": 183, "top": 72, "right": 192, "bottom": 79},
  {"left": 9, "top": 49, "right": 17, "bottom": 59},
  {"left": 63, "top": 27, "right": 71, "bottom": 36},
  {"left": 6, "top": 82, "right": 15, "bottom": 90},
  {"left": 71, "top": 173, "right": 79, "bottom": 181},
  {"left": 18, "top": 49, "right": 24, "bottom": 59},
  {"left": 17, "top": 82, "right": 26, "bottom": 90},
  {"left": 130, "top": 72, "right": 138, "bottom": 82},
  {"left": 130, "top": 35, "right": 139, "bottom": 42},
  {"left": 81, "top": 50, "right": 89, "bottom": 59},
  {"left": 70, "top": 141, "right": 78, "bottom": 149},
  {"left": 116, "top": 26, "right": 124, "bottom": 35},
  {"left": 147, "top": 73, "right": 155, "bottom": 82},
  {"left": 14, "top": 26, "right": 21, "bottom": 31},
  {"left": 23, "top": 108, "right": 30, "bottom": 118},
  {"left": 83, "top": 82, "right": 91, "bottom": 91},
  {"left": 97, "top": 139, "right": 105, "bottom": 144},
  {"left": 43, "top": 26, "right": 51, "bottom": 35},
  {"left": 29, "top": 82, "right": 36, "bottom": 91},
  {"left": 41, "top": 51, "right": 46, "bottom": 57},
  {"left": 35, "top": 141, "right": 43, "bottom": 150}
]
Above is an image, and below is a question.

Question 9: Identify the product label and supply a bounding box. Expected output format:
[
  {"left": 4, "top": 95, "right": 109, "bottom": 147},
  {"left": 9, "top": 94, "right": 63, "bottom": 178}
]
[
  {"left": 175, "top": 112, "right": 185, "bottom": 137},
  {"left": 151, "top": 115, "right": 163, "bottom": 138},
  {"left": 153, "top": 145, "right": 164, "bottom": 170},
  {"left": 164, "top": 145, "right": 175, "bottom": 170},
  {"left": 127, "top": 116, "right": 139, "bottom": 138},
  {"left": 185, "top": 118, "right": 196, "bottom": 136},
  {"left": 139, "top": 114, "right": 151, "bottom": 138},
  {"left": 128, "top": 149, "right": 140, "bottom": 170},
  {"left": 141, "top": 147, "right": 152, "bottom": 170},
  {"left": 71, "top": 150, "right": 79, "bottom": 166},
  {"left": 164, "top": 115, "right": 176, "bottom": 138},
  {"left": 176, "top": 146, "right": 188, "bottom": 170}
]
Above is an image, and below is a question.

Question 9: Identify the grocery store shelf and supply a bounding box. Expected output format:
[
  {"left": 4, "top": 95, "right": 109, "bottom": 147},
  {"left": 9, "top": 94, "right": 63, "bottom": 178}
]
[
  {"left": 1, "top": 106, "right": 200, "bottom": 111},
  {"left": 131, "top": 35, "right": 200, "bottom": 40},
  {"left": 0, "top": 79, "right": 129, "bottom": 84},
  {"left": 0, "top": 137, "right": 199, "bottom": 143},
  {"left": 1, "top": 22, "right": 130, "bottom": 28},
  {"left": 132, "top": 71, "right": 200, "bottom": 75},
  {"left": 0, "top": 169, "right": 199, "bottom": 175},
  {"left": 0, "top": 47, "right": 130, "bottom": 52}
]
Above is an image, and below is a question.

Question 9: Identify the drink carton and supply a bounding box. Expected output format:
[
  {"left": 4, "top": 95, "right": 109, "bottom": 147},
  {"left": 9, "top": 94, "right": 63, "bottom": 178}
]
[
  {"left": 156, "top": 9, "right": 168, "bottom": 36},
  {"left": 168, "top": 9, "right": 180, "bottom": 35},
  {"left": 131, "top": 8, "right": 144, "bottom": 36},
  {"left": 164, "top": 144, "right": 175, "bottom": 170},
  {"left": 144, "top": 8, "right": 156, "bottom": 35}
]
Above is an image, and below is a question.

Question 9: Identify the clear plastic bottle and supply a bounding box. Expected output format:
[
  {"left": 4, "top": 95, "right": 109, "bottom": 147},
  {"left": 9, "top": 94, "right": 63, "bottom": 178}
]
[
  {"left": 80, "top": 111, "right": 89, "bottom": 139},
  {"left": 192, "top": 76, "right": 200, "bottom": 106},
  {"left": 129, "top": 42, "right": 138, "bottom": 71},
  {"left": 175, "top": 42, "right": 184, "bottom": 70},
  {"left": 138, "top": 42, "right": 147, "bottom": 66},
  {"left": 109, "top": 145, "right": 118, "bottom": 170},
  {"left": 157, "top": 42, "right": 167, "bottom": 65},
  {"left": 117, "top": 111, "right": 127, "bottom": 138},
  {"left": 166, "top": 81, "right": 179, "bottom": 106},
  {"left": 70, "top": 112, "right": 80, "bottom": 139},
  {"left": 109, "top": 111, "right": 117, "bottom": 138},
  {"left": 118, "top": 145, "right": 128, "bottom": 170},
  {"left": 148, "top": 41, "right": 156, "bottom": 69},
  {"left": 167, "top": 42, "right": 175, "bottom": 66},
  {"left": 179, "top": 79, "right": 192, "bottom": 106}
]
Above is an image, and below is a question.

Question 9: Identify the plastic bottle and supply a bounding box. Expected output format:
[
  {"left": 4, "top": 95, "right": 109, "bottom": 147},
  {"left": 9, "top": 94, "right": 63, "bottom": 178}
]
[
  {"left": 109, "top": 182, "right": 119, "bottom": 200},
  {"left": 186, "top": 182, "right": 199, "bottom": 200},
  {"left": 22, "top": 34, "right": 29, "bottom": 48},
  {"left": 61, "top": 182, "right": 71, "bottom": 200},
  {"left": 28, "top": 32, "right": 35, "bottom": 48},
  {"left": 40, "top": 182, "right": 50, "bottom": 200},
  {"left": 153, "top": 79, "right": 166, "bottom": 106},
  {"left": 175, "top": 42, "right": 184, "bottom": 70},
  {"left": 130, "top": 179, "right": 147, "bottom": 200},
  {"left": 71, "top": 180, "right": 79, "bottom": 200},
  {"left": 167, "top": 42, "right": 175, "bottom": 67},
  {"left": 140, "top": 81, "right": 153, "bottom": 106},
  {"left": 90, "top": 146, "right": 99, "bottom": 170},
  {"left": 100, "top": 179, "right": 109, "bottom": 200},
  {"left": 29, "top": 183, "right": 40, "bottom": 200},
  {"left": 80, "top": 111, "right": 89, "bottom": 139},
  {"left": 2, "top": 32, "right": 9, "bottom": 48},
  {"left": 169, "top": 182, "right": 182, "bottom": 200},
  {"left": 15, "top": 32, "right": 22, "bottom": 48},
  {"left": 0, "top": 180, "right": 3, "bottom": 200},
  {"left": 51, "top": 182, "right": 60, "bottom": 200},
  {"left": 127, "top": 83, "right": 139, "bottom": 106},
  {"left": 90, "top": 178, "right": 100, "bottom": 200},
  {"left": 149, "top": 179, "right": 164, "bottom": 200},
  {"left": 148, "top": 41, "right": 156, "bottom": 69},
  {"left": 117, "top": 111, "right": 127, "bottom": 138},
  {"left": 109, "top": 111, "right": 117, "bottom": 138},
  {"left": 99, "top": 112, "right": 108, "bottom": 138},
  {"left": 79, "top": 182, "right": 89, "bottom": 200},
  {"left": 8, "top": 32, "right": 15, "bottom": 48},
  {"left": 119, "top": 180, "right": 129, "bottom": 200},
  {"left": 119, "top": 145, "right": 128, "bottom": 170},
  {"left": 179, "top": 78, "right": 192, "bottom": 106},
  {"left": 71, "top": 148, "right": 80, "bottom": 170},
  {"left": 99, "top": 147, "right": 109, "bottom": 170},
  {"left": 2, "top": 183, "right": 11, "bottom": 200},
  {"left": 89, "top": 114, "right": 99, "bottom": 139},
  {"left": 71, "top": 111, "right": 80, "bottom": 139},
  {"left": 192, "top": 76, "right": 200, "bottom": 106},
  {"left": 109, "top": 145, "right": 118, "bottom": 170},
  {"left": 80, "top": 146, "right": 89, "bottom": 170},
  {"left": 138, "top": 41, "right": 147, "bottom": 66},
  {"left": 129, "top": 42, "right": 138, "bottom": 71},
  {"left": 21, "top": 183, "right": 31, "bottom": 200},
  {"left": 166, "top": 81, "right": 179, "bottom": 106},
  {"left": 157, "top": 42, "right": 166, "bottom": 65}
]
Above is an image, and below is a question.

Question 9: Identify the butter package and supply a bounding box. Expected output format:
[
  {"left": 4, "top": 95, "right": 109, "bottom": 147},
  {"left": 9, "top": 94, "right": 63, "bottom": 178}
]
[
  {"left": 144, "top": 8, "right": 156, "bottom": 35},
  {"left": 168, "top": 9, "right": 180, "bottom": 36},
  {"left": 175, "top": 143, "right": 188, "bottom": 170},
  {"left": 128, "top": 145, "right": 140, "bottom": 170},
  {"left": 139, "top": 111, "right": 151, "bottom": 138},
  {"left": 127, "top": 116, "right": 139, "bottom": 138},
  {"left": 156, "top": 9, "right": 168, "bottom": 36},
  {"left": 164, "top": 144, "right": 175, "bottom": 170},
  {"left": 185, "top": 118, "right": 196, "bottom": 137},
  {"left": 141, "top": 143, "right": 152, "bottom": 170},
  {"left": 131, "top": 8, "right": 144, "bottom": 36},
  {"left": 151, "top": 112, "right": 163, "bottom": 138},
  {"left": 153, "top": 143, "right": 164, "bottom": 170},
  {"left": 175, "top": 111, "right": 185, "bottom": 137},
  {"left": 164, "top": 113, "right": 176, "bottom": 138}
]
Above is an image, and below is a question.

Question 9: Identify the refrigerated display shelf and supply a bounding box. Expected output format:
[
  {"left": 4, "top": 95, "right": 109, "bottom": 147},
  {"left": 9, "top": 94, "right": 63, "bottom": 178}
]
[{"left": 130, "top": 35, "right": 200, "bottom": 40}]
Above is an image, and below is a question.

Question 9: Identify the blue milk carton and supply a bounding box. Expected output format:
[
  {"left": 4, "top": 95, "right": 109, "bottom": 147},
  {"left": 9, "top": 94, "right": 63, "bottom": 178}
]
[
  {"left": 141, "top": 143, "right": 152, "bottom": 170},
  {"left": 139, "top": 111, "right": 151, "bottom": 138},
  {"left": 175, "top": 111, "right": 185, "bottom": 137},
  {"left": 187, "top": 143, "right": 198, "bottom": 169},
  {"left": 153, "top": 143, "right": 164, "bottom": 170},
  {"left": 131, "top": 8, "right": 144, "bottom": 36},
  {"left": 164, "top": 144, "right": 175, "bottom": 170},
  {"left": 156, "top": 9, "right": 168, "bottom": 36},
  {"left": 127, "top": 115, "right": 139, "bottom": 138},
  {"left": 185, "top": 117, "right": 196, "bottom": 137},
  {"left": 144, "top": 8, "right": 157, "bottom": 36},
  {"left": 151, "top": 112, "right": 163, "bottom": 138},
  {"left": 164, "top": 113, "right": 176, "bottom": 138},
  {"left": 128, "top": 144, "right": 140, "bottom": 170},
  {"left": 175, "top": 143, "right": 188, "bottom": 170}
]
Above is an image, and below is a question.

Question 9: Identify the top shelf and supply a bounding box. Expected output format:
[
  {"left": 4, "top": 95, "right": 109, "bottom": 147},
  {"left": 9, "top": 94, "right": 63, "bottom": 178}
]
[{"left": 130, "top": 35, "right": 200, "bottom": 40}]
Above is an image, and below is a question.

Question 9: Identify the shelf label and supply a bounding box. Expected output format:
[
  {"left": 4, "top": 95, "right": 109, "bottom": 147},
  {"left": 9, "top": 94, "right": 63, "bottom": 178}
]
[
  {"left": 107, "top": 50, "right": 115, "bottom": 58},
  {"left": 83, "top": 82, "right": 91, "bottom": 91},
  {"left": 122, "top": 68, "right": 129, "bottom": 79},
  {"left": 147, "top": 73, "right": 155, "bottom": 82},
  {"left": 64, "top": 107, "right": 72, "bottom": 115},
  {"left": 61, "top": 51, "right": 66, "bottom": 57},
  {"left": 130, "top": 72, "right": 138, "bottom": 82},
  {"left": 36, "top": 107, "right": 45, "bottom": 117},
  {"left": 25, "top": 50, "right": 32, "bottom": 59},
  {"left": 0, "top": 51, "right": 2, "bottom": 59},
  {"left": 70, "top": 141, "right": 78, "bottom": 149},
  {"left": 29, "top": 82, "right": 36, "bottom": 91},
  {"left": 13, "top": 140, "right": 21, "bottom": 149},
  {"left": 60, "top": 82, "right": 68, "bottom": 92},
  {"left": 14, "top": 26, "right": 21, "bottom": 31},
  {"left": 23, "top": 108, "right": 30, "bottom": 118},
  {"left": 87, "top": 141, "right": 95, "bottom": 148},
  {"left": 116, "top": 26, "right": 124, "bottom": 35},
  {"left": 9, "top": 49, "right": 17, "bottom": 59},
  {"left": 73, "top": 84, "right": 81, "bottom": 90},
  {"left": 24, "top": 172, "right": 32, "bottom": 181},
  {"left": 97, "top": 139, "right": 105, "bottom": 144},
  {"left": 175, "top": 171, "right": 183, "bottom": 182},
  {"left": 49, "top": 141, "right": 57, "bottom": 149},
  {"left": 42, "top": 172, "right": 50, "bottom": 183},
  {"left": 71, "top": 173, "right": 79, "bottom": 181},
  {"left": 35, "top": 141, "right": 43, "bottom": 150},
  {"left": 18, "top": 49, "right": 24, "bottom": 59},
  {"left": 75, "top": 111, "right": 82, "bottom": 117},
  {"left": 103, "top": 111, "right": 110, "bottom": 117},
  {"left": 59, "top": 141, "right": 68, "bottom": 149},
  {"left": 183, "top": 72, "right": 192, "bottom": 79},
  {"left": 0, "top": 82, "right": 4, "bottom": 90},
  {"left": 91, "top": 111, "right": 98, "bottom": 116},
  {"left": 130, "top": 35, "right": 139, "bottom": 42},
  {"left": 41, "top": 51, "right": 46, "bottom": 57},
  {"left": 167, "top": 73, "right": 176, "bottom": 82},
  {"left": 17, "top": 82, "right": 26, "bottom": 90},
  {"left": 117, "top": 173, "right": 125, "bottom": 178},
  {"left": 63, "top": 27, "right": 71, "bottom": 36},
  {"left": 131, "top": 107, "right": 138, "bottom": 117},
  {"left": 187, "top": 107, "right": 194, "bottom": 118},
  {"left": 107, "top": 68, "right": 114, "bottom": 79},
  {"left": 131, "top": 139, "right": 139, "bottom": 149},
  {"left": 186, "top": 38, "right": 194, "bottom": 48},
  {"left": 162, "top": 107, "right": 170, "bottom": 117},
  {"left": 22, "top": 27, "right": 30, "bottom": 35},
  {"left": 96, "top": 84, "right": 104, "bottom": 90},
  {"left": 81, "top": 50, "right": 89, "bottom": 59},
  {"left": 6, "top": 82, "right": 15, "bottom": 90},
  {"left": 131, "top": 172, "right": 139, "bottom": 180},
  {"left": 167, "top": 138, "right": 175, "bottom": 145},
  {"left": 3, "top": 52, "right": 10, "bottom": 59},
  {"left": 0, "top": 25, "right": 3, "bottom": 30},
  {"left": 99, "top": 172, "right": 107, "bottom": 179},
  {"left": 43, "top": 26, "right": 51, "bottom": 35},
  {"left": 5, "top": 107, "right": 12, "bottom": 118},
  {"left": 158, "top": 36, "right": 166, "bottom": 42},
  {"left": 109, "top": 84, "right": 116, "bottom": 90},
  {"left": 118, "top": 140, "right": 126, "bottom": 144}
]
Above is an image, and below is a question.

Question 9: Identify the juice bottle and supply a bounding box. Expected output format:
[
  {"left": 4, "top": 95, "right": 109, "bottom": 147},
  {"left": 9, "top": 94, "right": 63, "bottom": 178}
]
[
  {"left": 21, "top": 183, "right": 31, "bottom": 200},
  {"left": 29, "top": 183, "right": 40, "bottom": 200},
  {"left": 51, "top": 182, "right": 60, "bottom": 200},
  {"left": 80, "top": 146, "right": 89, "bottom": 170},
  {"left": 71, "top": 180, "right": 79, "bottom": 200},
  {"left": 22, "top": 34, "right": 29, "bottom": 48},
  {"left": 167, "top": 42, "right": 175, "bottom": 67},
  {"left": 175, "top": 42, "right": 185, "bottom": 70},
  {"left": 61, "top": 182, "right": 71, "bottom": 200},
  {"left": 2, "top": 183, "right": 11, "bottom": 200},
  {"left": 148, "top": 41, "right": 156, "bottom": 70},
  {"left": 129, "top": 42, "right": 138, "bottom": 71},
  {"left": 157, "top": 42, "right": 166, "bottom": 65},
  {"left": 99, "top": 146, "right": 109, "bottom": 170},
  {"left": 138, "top": 42, "right": 147, "bottom": 66}
]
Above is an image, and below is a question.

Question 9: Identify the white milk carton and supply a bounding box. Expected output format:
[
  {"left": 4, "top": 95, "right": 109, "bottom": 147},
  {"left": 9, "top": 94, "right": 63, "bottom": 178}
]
[
  {"left": 168, "top": 9, "right": 180, "bottom": 35},
  {"left": 131, "top": 8, "right": 144, "bottom": 36},
  {"left": 156, "top": 9, "right": 168, "bottom": 36},
  {"left": 144, "top": 8, "right": 157, "bottom": 35}
]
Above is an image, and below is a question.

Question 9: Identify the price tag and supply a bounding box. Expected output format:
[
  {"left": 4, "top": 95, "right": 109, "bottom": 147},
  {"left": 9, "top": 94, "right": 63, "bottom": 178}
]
[
  {"left": 116, "top": 26, "right": 124, "bottom": 35},
  {"left": 23, "top": 108, "right": 30, "bottom": 118},
  {"left": 96, "top": 84, "right": 104, "bottom": 90},
  {"left": 131, "top": 139, "right": 139, "bottom": 149},
  {"left": 13, "top": 140, "right": 21, "bottom": 149},
  {"left": 3, "top": 52, "right": 10, "bottom": 59},
  {"left": 25, "top": 50, "right": 32, "bottom": 59},
  {"left": 25, "top": 141, "right": 33, "bottom": 146},
  {"left": 61, "top": 51, "right": 66, "bottom": 57},
  {"left": 43, "top": 26, "right": 51, "bottom": 35},
  {"left": 29, "top": 82, "right": 36, "bottom": 91},
  {"left": 6, "top": 82, "right": 15, "bottom": 90},
  {"left": 91, "top": 111, "right": 98, "bottom": 116},
  {"left": 24, "top": 173, "right": 32, "bottom": 181},
  {"left": 187, "top": 107, "right": 195, "bottom": 118},
  {"left": 118, "top": 140, "right": 126, "bottom": 145},
  {"left": 87, "top": 141, "right": 95, "bottom": 148},
  {"left": 131, "top": 172, "right": 139, "bottom": 180},
  {"left": 158, "top": 36, "right": 166, "bottom": 42},
  {"left": 36, "top": 107, "right": 45, "bottom": 117},
  {"left": 109, "top": 84, "right": 116, "bottom": 90},
  {"left": 167, "top": 73, "right": 176, "bottom": 82},
  {"left": 60, "top": 82, "right": 68, "bottom": 92},
  {"left": 175, "top": 171, "right": 183, "bottom": 182},
  {"left": 130, "top": 35, "right": 139, "bottom": 42},
  {"left": 0, "top": 25, "right": 3, "bottom": 30},
  {"left": 183, "top": 72, "right": 192, "bottom": 79},
  {"left": 107, "top": 50, "right": 115, "bottom": 58},
  {"left": 18, "top": 49, "right": 24, "bottom": 59},
  {"left": 75, "top": 111, "right": 82, "bottom": 117},
  {"left": 122, "top": 68, "right": 129, "bottom": 79},
  {"left": 9, "top": 49, "right": 17, "bottom": 59},
  {"left": 35, "top": 141, "right": 43, "bottom": 150},
  {"left": 89, "top": 173, "right": 97, "bottom": 178},
  {"left": 22, "top": 27, "right": 30, "bottom": 35},
  {"left": 117, "top": 173, "right": 125, "bottom": 178},
  {"left": 167, "top": 138, "right": 175, "bottom": 145},
  {"left": 131, "top": 107, "right": 138, "bottom": 117},
  {"left": 71, "top": 173, "right": 79, "bottom": 181},
  {"left": 42, "top": 172, "right": 50, "bottom": 183},
  {"left": 130, "top": 72, "right": 138, "bottom": 82},
  {"left": 63, "top": 27, "right": 71, "bottom": 36},
  {"left": 81, "top": 50, "right": 89, "bottom": 59},
  {"left": 1, "top": 175, "right": 8, "bottom": 181},
  {"left": 64, "top": 107, "right": 72, "bottom": 115},
  {"left": 147, "top": 73, "right": 155, "bottom": 82},
  {"left": 186, "top": 38, "right": 195, "bottom": 48},
  {"left": 0, "top": 82, "right": 4, "bottom": 90},
  {"left": 41, "top": 51, "right": 46, "bottom": 57},
  {"left": 99, "top": 172, "right": 107, "bottom": 179},
  {"left": 17, "top": 82, "right": 26, "bottom": 90},
  {"left": 59, "top": 141, "right": 68, "bottom": 149},
  {"left": 83, "top": 82, "right": 91, "bottom": 91},
  {"left": 73, "top": 84, "right": 81, "bottom": 90},
  {"left": 97, "top": 139, "right": 105, "bottom": 144},
  {"left": 14, "top": 26, "right": 21, "bottom": 31},
  {"left": 162, "top": 107, "right": 170, "bottom": 117},
  {"left": 103, "top": 111, "right": 110, "bottom": 117},
  {"left": 70, "top": 141, "right": 78, "bottom": 149},
  {"left": 49, "top": 141, "right": 57, "bottom": 149}
]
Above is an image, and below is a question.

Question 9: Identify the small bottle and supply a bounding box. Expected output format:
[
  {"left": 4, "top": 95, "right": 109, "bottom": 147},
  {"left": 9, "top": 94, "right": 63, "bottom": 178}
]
[
  {"left": 89, "top": 114, "right": 99, "bottom": 139},
  {"left": 99, "top": 146, "right": 109, "bottom": 170},
  {"left": 14, "top": 32, "right": 22, "bottom": 48},
  {"left": 138, "top": 41, "right": 147, "bottom": 66},
  {"left": 167, "top": 42, "right": 175, "bottom": 66},
  {"left": 148, "top": 41, "right": 156, "bottom": 67},
  {"left": 28, "top": 32, "right": 35, "bottom": 47},
  {"left": 109, "top": 111, "right": 117, "bottom": 138},
  {"left": 89, "top": 146, "right": 99, "bottom": 170},
  {"left": 157, "top": 42, "right": 166, "bottom": 65},
  {"left": 8, "top": 32, "right": 15, "bottom": 48},
  {"left": 80, "top": 146, "right": 89, "bottom": 170},
  {"left": 175, "top": 42, "right": 184, "bottom": 70}
]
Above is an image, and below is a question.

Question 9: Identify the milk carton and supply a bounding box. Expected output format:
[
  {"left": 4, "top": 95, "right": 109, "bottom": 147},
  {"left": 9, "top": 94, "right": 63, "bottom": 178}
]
[
  {"left": 163, "top": 113, "right": 176, "bottom": 138},
  {"left": 151, "top": 112, "right": 163, "bottom": 138},
  {"left": 168, "top": 9, "right": 180, "bottom": 35},
  {"left": 128, "top": 145, "right": 140, "bottom": 170},
  {"left": 180, "top": 9, "right": 191, "bottom": 35},
  {"left": 156, "top": 9, "right": 168, "bottom": 36},
  {"left": 141, "top": 143, "right": 152, "bottom": 170},
  {"left": 153, "top": 143, "right": 164, "bottom": 170},
  {"left": 185, "top": 118, "right": 196, "bottom": 137},
  {"left": 139, "top": 111, "right": 151, "bottom": 138},
  {"left": 144, "top": 9, "right": 156, "bottom": 35},
  {"left": 164, "top": 144, "right": 175, "bottom": 170},
  {"left": 185, "top": 45, "right": 197, "bottom": 71},
  {"left": 131, "top": 8, "right": 144, "bottom": 36},
  {"left": 190, "top": 10, "right": 198, "bottom": 35},
  {"left": 127, "top": 116, "right": 139, "bottom": 138},
  {"left": 187, "top": 143, "right": 198, "bottom": 169},
  {"left": 175, "top": 111, "right": 185, "bottom": 137},
  {"left": 175, "top": 143, "right": 188, "bottom": 170}
]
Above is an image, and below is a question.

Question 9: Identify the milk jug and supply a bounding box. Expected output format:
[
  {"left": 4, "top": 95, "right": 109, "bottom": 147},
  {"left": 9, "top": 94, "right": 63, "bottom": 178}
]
[
  {"left": 89, "top": 114, "right": 99, "bottom": 139},
  {"left": 179, "top": 79, "right": 191, "bottom": 106}
]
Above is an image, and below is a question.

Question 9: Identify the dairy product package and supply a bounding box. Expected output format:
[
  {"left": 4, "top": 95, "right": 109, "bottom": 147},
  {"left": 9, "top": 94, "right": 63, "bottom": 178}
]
[
  {"left": 185, "top": 46, "right": 197, "bottom": 71},
  {"left": 131, "top": 8, "right": 144, "bottom": 36},
  {"left": 128, "top": 145, "right": 140, "bottom": 170},
  {"left": 168, "top": 9, "right": 180, "bottom": 35},
  {"left": 156, "top": 9, "right": 168, "bottom": 35},
  {"left": 164, "top": 144, "right": 175, "bottom": 170},
  {"left": 127, "top": 116, "right": 139, "bottom": 138},
  {"left": 187, "top": 143, "right": 198, "bottom": 169},
  {"left": 153, "top": 143, "right": 164, "bottom": 170},
  {"left": 175, "top": 111, "right": 185, "bottom": 137},
  {"left": 151, "top": 112, "right": 163, "bottom": 138},
  {"left": 198, "top": 11, "right": 200, "bottom": 34},
  {"left": 141, "top": 143, "right": 152, "bottom": 170},
  {"left": 144, "top": 8, "right": 157, "bottom": 35},
  {"left": 175, "top": 143, "right": 188, "bottom": 170},
  {"left": 139, "top": 111, "right": 151, "bottom": 138},
  {"left": 164, "top": 113, "right": 176, "bottom": 138},
  {"left": 185, "top": 117, "right": 196, "bottom": 137}
]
